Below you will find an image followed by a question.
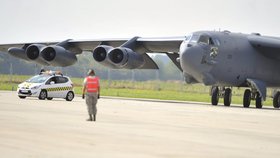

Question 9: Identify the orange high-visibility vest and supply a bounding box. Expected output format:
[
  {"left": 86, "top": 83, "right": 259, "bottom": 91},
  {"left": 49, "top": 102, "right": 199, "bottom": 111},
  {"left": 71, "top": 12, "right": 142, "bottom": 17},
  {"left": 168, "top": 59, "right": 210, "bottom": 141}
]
[{"left": 86, "top": 76, "right": 99, "bottom": 93}]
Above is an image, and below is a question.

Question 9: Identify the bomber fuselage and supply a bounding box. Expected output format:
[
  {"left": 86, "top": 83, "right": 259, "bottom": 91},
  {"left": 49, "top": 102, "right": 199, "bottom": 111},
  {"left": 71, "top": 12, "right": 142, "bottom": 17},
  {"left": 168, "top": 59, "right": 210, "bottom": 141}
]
[{"left": 180, "top": 31, "right": 280, "bottom": 87}]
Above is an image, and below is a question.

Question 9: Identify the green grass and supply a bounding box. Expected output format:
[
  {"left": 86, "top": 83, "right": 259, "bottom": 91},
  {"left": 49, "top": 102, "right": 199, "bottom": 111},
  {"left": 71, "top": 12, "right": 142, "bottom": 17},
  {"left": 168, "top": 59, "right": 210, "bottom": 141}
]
[{"left": 0, "top": 74, "right": 274, "bottom": 106}]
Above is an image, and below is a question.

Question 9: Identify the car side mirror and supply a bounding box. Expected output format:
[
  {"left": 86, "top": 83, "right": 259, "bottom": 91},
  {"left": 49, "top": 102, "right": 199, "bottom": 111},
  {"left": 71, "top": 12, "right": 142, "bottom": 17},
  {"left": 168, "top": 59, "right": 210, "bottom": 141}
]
[{"left": 50, "top": 81, "right": 55, "bottom": 85}]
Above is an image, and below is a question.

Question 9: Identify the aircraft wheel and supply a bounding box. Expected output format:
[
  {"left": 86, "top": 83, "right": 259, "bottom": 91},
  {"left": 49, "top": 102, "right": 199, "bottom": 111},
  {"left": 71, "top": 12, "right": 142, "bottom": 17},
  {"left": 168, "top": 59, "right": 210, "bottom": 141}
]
[
  {"left": 273, "top": 91, "right": 280, "bottom": 108},
  {"left": 255, "top": 92, "right": 263, "bottom": 109},
  {"left": 243, "top": 89, "right": 251, "bottom": 108},
  {"left": 224, "top": 88, "right": 232, "bottom": 106},
  {"left": 38, "top": 90, "right": 47, "bottom": 100},
  {"left": 211, "top": 87, "right": 219, "bottom": 105}
]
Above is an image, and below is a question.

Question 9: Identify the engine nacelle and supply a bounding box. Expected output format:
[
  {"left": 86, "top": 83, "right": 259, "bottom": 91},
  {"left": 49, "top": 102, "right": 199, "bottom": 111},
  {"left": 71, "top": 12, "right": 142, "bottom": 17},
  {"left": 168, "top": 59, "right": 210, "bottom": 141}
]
[
  {"left": 25, "top": 44, "right": 49, "bottom": 65},
  {"left": 41, "top": 45, "right": 77, "bottom": 67},
  {"left": 92, "top": 45, "right": 118, "bottom": 68},
  {"left": 108, "top": 47, "right": 144, "bottom": 69}
]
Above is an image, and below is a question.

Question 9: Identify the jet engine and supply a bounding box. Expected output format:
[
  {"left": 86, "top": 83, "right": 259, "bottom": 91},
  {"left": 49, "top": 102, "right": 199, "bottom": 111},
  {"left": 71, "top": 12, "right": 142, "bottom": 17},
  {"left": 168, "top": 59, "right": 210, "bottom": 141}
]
[
  {"left": 25, "top": 44, "right": 49, "bottom": 65},
  {"left": 92, "top": 45, "right": 118, "bottom": 68},
  {"left": 108, "top": 47, "right": 144, "bottom": 69},
  {"left": 41, "top": 45, "right": 77, "bottom": 67}
]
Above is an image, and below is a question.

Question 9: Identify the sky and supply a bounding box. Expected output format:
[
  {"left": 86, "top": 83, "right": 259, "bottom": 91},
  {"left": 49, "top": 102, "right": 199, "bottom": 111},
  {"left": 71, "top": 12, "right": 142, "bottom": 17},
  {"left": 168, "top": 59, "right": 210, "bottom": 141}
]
[{"left": 0, "top": 0, "right": 280, "bottom": 43}]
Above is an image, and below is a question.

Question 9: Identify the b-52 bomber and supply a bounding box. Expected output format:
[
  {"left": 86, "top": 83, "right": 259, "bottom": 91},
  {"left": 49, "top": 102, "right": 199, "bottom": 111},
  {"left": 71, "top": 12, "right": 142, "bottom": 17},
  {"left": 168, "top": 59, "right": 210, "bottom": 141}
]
[{"left": 1, "top": 30, "right": 280, "bottom": 109}]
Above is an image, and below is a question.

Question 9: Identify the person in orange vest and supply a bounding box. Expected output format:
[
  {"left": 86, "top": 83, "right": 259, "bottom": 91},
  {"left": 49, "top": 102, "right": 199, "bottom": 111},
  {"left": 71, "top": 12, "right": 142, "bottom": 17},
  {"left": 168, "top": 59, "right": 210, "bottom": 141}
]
[{"left": 82, "top": 69, "right": 100, "bottom": 121}]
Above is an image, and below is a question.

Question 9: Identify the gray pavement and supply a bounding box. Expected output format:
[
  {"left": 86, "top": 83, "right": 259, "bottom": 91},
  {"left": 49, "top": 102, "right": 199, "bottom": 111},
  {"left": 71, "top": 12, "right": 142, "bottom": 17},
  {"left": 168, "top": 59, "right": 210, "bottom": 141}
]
[{"left": 0, "top": 91, "right": 280, "bottom": 158}]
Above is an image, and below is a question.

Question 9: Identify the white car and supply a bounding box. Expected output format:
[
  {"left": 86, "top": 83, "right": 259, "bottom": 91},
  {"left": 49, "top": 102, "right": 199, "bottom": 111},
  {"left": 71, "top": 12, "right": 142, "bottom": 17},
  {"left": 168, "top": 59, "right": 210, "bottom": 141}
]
[{"left": 17, "top": 73, "right": 75, "bottom": 101}]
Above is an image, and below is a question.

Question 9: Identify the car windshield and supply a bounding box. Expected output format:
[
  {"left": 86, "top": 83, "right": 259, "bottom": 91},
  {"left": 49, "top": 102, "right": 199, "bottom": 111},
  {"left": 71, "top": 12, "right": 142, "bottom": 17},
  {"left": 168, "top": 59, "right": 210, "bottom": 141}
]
[{"left": 26, "top": 75, "right": 49, "bottom": 83}]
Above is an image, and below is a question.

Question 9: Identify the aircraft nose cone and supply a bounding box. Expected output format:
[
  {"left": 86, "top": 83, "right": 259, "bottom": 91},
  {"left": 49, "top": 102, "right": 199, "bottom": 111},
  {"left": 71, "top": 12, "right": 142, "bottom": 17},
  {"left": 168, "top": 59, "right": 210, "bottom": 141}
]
[
  {"left": 180, "top": 44, "right": 204, "bottom": 70},
  {"left": 179, "top": 43, "right": 212, "bottom": 83},
  {"left": 179, "top": 44, "right": 216, "bottom": 85}
]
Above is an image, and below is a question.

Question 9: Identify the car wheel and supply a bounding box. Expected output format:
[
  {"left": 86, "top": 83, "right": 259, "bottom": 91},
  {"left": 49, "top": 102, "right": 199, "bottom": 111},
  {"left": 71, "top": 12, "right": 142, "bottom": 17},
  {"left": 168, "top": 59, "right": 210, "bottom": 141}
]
[
  {"left": 39, "top": 90, "right": 47, "bottom": 100},
  {"left": 66, "top": 91, "right": 74, "bottom": 101},
  {"left": 19, "top": 96, "right": 26, "bottom": 99},
  {"left": 47, "top": 97, "right": 53, "bottom": 100}
]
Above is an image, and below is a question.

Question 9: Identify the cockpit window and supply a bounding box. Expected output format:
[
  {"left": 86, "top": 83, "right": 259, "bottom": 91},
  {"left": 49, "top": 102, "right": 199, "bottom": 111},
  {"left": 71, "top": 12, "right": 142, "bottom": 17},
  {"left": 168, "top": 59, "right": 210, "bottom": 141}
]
[
  {"left": 185, "top": 35, "right": 191, "bottom": 41},
  {"left": 188, "top": 34, "right": 220, "bottom": 46},
  {"left": 198, "top": 35, "right": 215, "bottom": 45},
  {"left": 189, "top": 35, "right": 199, "bottom": 43},
  {"left": 197, "top": 35, "right": 220, "bottom": 46}
]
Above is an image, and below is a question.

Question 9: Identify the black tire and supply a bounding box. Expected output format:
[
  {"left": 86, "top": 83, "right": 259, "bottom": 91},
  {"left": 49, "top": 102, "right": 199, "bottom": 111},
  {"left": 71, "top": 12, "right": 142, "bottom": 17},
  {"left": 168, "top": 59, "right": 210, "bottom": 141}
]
[
  {"left": 47, "top": 97, "right": 53, "bottom": 100},
  {"left": 255, "top": 92, "right": 263, "bottom": 109},
  {"left": 224, "top": 88, "right": 232, "bottom": 106},
  {"left": 243, "top": 89, "right": 251, "bottom": 108},
  {"left": 66, "top": 91, "right": 74, "bottom": 101},
  {"left": 38, "top": 90, "right": 47, "bottom": 100},
  {"left": 19, "top": 96, "right": 26, "bottom": 99},
  {"left": 273, "top": 91, "right": 280, "bottom": 108},
  {"left": 211, "top": 87, "right": 219, "bottom": 105}
]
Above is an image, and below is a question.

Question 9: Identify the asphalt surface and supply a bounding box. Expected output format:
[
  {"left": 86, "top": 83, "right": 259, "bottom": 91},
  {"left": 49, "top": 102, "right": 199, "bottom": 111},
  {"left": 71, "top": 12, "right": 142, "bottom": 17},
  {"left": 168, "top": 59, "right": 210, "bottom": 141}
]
[{"left": 0, "top": 91, "right": 280, "bottom": 158}]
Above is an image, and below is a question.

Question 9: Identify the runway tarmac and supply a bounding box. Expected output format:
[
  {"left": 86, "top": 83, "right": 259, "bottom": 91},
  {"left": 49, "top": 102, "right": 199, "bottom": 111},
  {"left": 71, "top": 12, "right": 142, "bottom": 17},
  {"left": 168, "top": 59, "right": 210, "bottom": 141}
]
[{"left": 0, "top": 90, "right": 280, "bottom": 158}]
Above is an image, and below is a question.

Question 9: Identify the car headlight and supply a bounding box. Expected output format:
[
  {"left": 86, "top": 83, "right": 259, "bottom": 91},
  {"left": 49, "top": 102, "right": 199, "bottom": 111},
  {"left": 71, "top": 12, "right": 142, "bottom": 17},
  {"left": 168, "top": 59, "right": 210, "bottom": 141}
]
[{"left": 31, "top": 85, "right": 41, "bottom": 90}]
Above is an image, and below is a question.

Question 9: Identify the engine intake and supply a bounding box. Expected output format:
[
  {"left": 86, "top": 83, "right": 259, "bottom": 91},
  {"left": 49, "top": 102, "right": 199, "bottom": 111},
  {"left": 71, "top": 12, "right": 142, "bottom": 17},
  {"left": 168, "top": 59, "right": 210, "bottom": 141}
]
[
  {"left": 25, "top": 44, "right": 49, "bottom": 65},
  {"left": 108, "top": 47, "right": 144, "bottom": 69},
  {"left": 93, "top": 46, "right": 111, "bottom": 62},
  {"left": 92, "top": 45, "right": 118, "bottom": 68},
  {"left": 41, "top": 46, "right": 77, "bottom": 67},
  {"left": 109, "top": 49, "right": 124, "bottom": 64},
  {"left": 26, "top": 44, "right": 42, "bottom": 60}
]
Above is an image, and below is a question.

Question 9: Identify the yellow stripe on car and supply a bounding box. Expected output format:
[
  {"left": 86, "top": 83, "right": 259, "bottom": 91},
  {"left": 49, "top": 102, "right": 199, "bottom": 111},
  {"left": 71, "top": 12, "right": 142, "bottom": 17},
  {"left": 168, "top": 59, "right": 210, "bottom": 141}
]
[{"left": 46, "top": 87, "right": 72, "bottom": 92}]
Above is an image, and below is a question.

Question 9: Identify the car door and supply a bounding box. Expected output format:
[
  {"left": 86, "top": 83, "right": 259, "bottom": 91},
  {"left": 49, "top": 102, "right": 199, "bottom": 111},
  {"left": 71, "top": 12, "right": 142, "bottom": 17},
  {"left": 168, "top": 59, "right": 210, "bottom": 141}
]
[
  {"left": 45, "top": 77, "right": 56, "bottom": 97},
  {"left": 55, "top": 76, "right": 69, "bottom": 98},
  {"left": 45, "top": 76, "right": 61, "bottom": 98}
]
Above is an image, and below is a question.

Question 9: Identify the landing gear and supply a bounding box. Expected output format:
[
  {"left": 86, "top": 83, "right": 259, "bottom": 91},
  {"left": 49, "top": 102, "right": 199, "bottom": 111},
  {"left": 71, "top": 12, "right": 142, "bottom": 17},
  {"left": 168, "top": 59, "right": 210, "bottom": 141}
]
[
  {"left": 210, "top": 86, "right": 265, "bottom": 108},
  {"left": 242, "top": 89, "right": 263, "bottom": 108},
  {"left": 224, "top": 88, "right": 232, "bottom": 106},
  {"left": 273, "top": 91, "right": 280, "bottom": 108},
  {"left": 210, "top": 86, "right": 232, "bottom": 106},
  {"left": 255, "top": 92, "right": 263, "bottom": 109},
  {"left": 211, "top": 87, "right": 219, "bottom": 105},
  {"left": 243, "top": 89, "right": 251, "bottom": 108}
]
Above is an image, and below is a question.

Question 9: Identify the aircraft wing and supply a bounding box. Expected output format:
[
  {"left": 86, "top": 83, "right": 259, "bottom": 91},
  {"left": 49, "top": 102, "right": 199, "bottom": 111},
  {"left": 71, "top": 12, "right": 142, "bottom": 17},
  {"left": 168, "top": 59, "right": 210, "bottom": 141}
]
[
  {"left": 0, "top": 37, "right": 185, "bottom": 68},
  {"left": 0, "top": 39, "right": 127, "bottom": 53},
  {"left": 248, "top": 35, "right": 280, "bottom": 60},
  {"left": 68, "top": 37, "right": 184, "bottom": 53}
]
